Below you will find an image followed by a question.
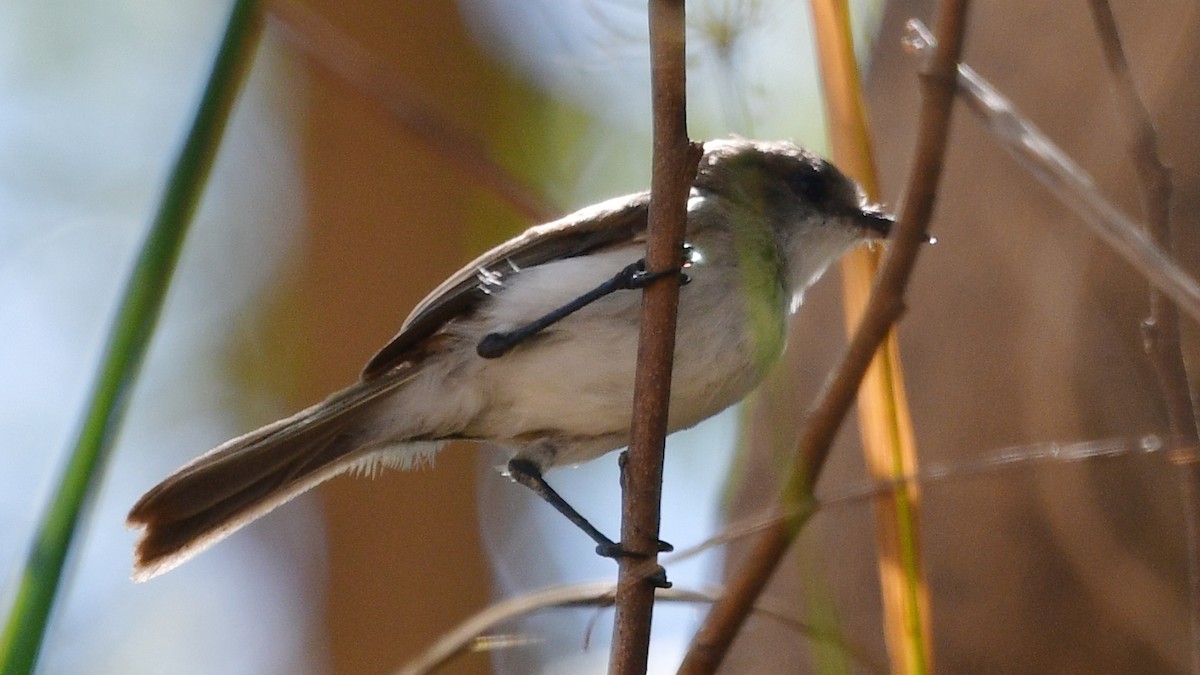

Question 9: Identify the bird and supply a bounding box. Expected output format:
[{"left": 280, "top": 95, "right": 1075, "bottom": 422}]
[{"left": 127, "top": 138, "right": 892, "bottom": 581}]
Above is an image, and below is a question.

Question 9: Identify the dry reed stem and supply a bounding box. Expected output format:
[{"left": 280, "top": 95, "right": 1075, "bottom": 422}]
[{"left": 809, "top": 0, "right": 932, "bottom": 671}]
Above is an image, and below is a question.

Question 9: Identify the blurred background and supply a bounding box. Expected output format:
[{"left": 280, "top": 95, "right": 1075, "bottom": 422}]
[{"left": 2, "top": 0, "right": 1198, "bottom": 673}]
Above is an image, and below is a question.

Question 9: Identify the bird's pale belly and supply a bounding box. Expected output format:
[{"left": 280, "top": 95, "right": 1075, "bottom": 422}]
[{"left": 464, "top": 282, "right": 784, "bottom": 450}]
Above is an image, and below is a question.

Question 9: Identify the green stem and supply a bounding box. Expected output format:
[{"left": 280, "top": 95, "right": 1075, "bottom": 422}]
[{"left": 0, "top": 2, "right": 261, "bottom": 673}]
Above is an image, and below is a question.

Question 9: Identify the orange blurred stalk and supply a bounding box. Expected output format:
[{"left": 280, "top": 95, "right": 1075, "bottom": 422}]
[{"left": 809, "top": 1, "right": 933, "bottom": 672}]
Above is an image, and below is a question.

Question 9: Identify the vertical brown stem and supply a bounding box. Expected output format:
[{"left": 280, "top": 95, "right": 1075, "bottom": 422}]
[
  {"left": 1085, "top": 2, "right": 1200, "bottom": 670},
  {"left": 1084, "top": 0, "right": 1198, "bottom": 443},
  {"left": 608, "top": 0, "right": 698, "bottom": 672}
]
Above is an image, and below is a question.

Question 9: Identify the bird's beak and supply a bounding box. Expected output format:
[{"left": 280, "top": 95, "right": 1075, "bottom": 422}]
[{"left": 855, "top": 206, "right": 894, "bottom": 238}]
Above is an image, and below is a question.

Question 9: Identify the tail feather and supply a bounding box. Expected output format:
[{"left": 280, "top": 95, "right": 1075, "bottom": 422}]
[{"left": 128, "top": 369, "right": 416, "bottom": 581}]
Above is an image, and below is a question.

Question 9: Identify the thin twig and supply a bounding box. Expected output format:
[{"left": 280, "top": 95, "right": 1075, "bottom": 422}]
[
  {"left": 609, "top": 0, "right": 699, "bottom": 671},
  {"left": 394, "top": 582, "right": 884, "bottom": 675},
  {"left": 809, "top": 0, "right": 932, "bottom": 670},
  {"left": 903, "top": 19, "right": 1200, "bottom": 326},
  {"left": 1084, "top": 2, "right": 1200, "bottom": 670},
  {"left": 660, "top": 433, "right": 1165, "bottom": 574},
  {"left": 264, "top": 0, "right": 555, "bottom": 223},
  {"left": 677, "top": 2, "right": 971, "bottom": 672},
  {"left": 398, "top": 431, "right": 1162, "bottom": 675}
]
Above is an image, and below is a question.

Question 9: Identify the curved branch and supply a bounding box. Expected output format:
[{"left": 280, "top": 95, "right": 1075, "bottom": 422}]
[
  {"left": 394, "top": 582, "right": 884, "bottom": 675},
  {"left": 904, "top": 18, "right": 1200, "bottom": 325},
  {"left": 678, "top": 1, "right": 971, "bottom": 671}
]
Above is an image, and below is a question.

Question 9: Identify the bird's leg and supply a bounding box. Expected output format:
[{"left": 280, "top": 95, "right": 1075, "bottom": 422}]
[
  {"left": 617, "top": 450, "right": 674, "bottom": 554},
  {"left": 476, "top": 246, "right": 693, "bottom": 359},
  {"left": 506, "top": 458, "right": 623, "bottom": 556},
  {"left": 506, "top": 458, "right": 673, "bottom": 588}
]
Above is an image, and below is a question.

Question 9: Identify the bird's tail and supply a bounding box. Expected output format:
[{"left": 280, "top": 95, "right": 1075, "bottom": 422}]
[{"left": 127, "top": 369, "right": 425, "bottom": 581}]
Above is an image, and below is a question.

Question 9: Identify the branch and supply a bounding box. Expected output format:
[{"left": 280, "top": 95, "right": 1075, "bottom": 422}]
[
  {"left": 609, "top": 0, "right": 700, "bottom": 671},
  {"left": 264, "top": 0, "right": 555, "bottom": 223},
  {"left": 1085, "top": 1, "right": 1200, "bottom": 669},
  {"left": 677, "top": 2, "right": 971, "bottom": 671},
  {"left": 903, "top": 19, "right": 1200, "bottom": 326},
  {"left": 1084, "top": 0, "right": 1198, "bottom": 446},
  {"left": 394, "top": 582, "right": 883, "bottom": 675},
  {"left": 809, "top": 0, "right": 932, "bottom": 670}
]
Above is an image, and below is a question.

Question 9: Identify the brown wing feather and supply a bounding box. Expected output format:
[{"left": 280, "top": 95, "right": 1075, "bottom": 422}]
[{"left": 360, "top": 192, "right": 651, "bottom": 379}]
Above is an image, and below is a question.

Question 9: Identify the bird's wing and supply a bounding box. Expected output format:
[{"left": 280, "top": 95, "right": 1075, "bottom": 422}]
[{"left": 360, "top": 191, "right": 651, "bottom": 380}]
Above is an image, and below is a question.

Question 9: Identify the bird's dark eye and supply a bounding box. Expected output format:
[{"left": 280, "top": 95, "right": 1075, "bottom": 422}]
[{"left": 786, "top": 164, "right": 830, "bottom": 205}]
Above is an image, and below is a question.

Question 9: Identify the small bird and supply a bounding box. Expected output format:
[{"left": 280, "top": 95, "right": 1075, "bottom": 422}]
[{"left": 127, "top": 138, "right": 891, "bottom": 581}]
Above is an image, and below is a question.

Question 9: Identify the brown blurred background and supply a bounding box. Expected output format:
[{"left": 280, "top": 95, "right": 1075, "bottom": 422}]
[
  {"left": 269, "top": 4, "right": 503, "bottom": 672},
  {"left": 727, "top": 1, "right": 1200, "bottom": 673},
  {"left": 227, "top": 0, "right": 1200, "bottom": 672}
]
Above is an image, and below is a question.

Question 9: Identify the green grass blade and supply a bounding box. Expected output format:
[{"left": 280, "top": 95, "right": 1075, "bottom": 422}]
[{"left": 0, "top": 2, "right": 261, "bottom": 672}]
